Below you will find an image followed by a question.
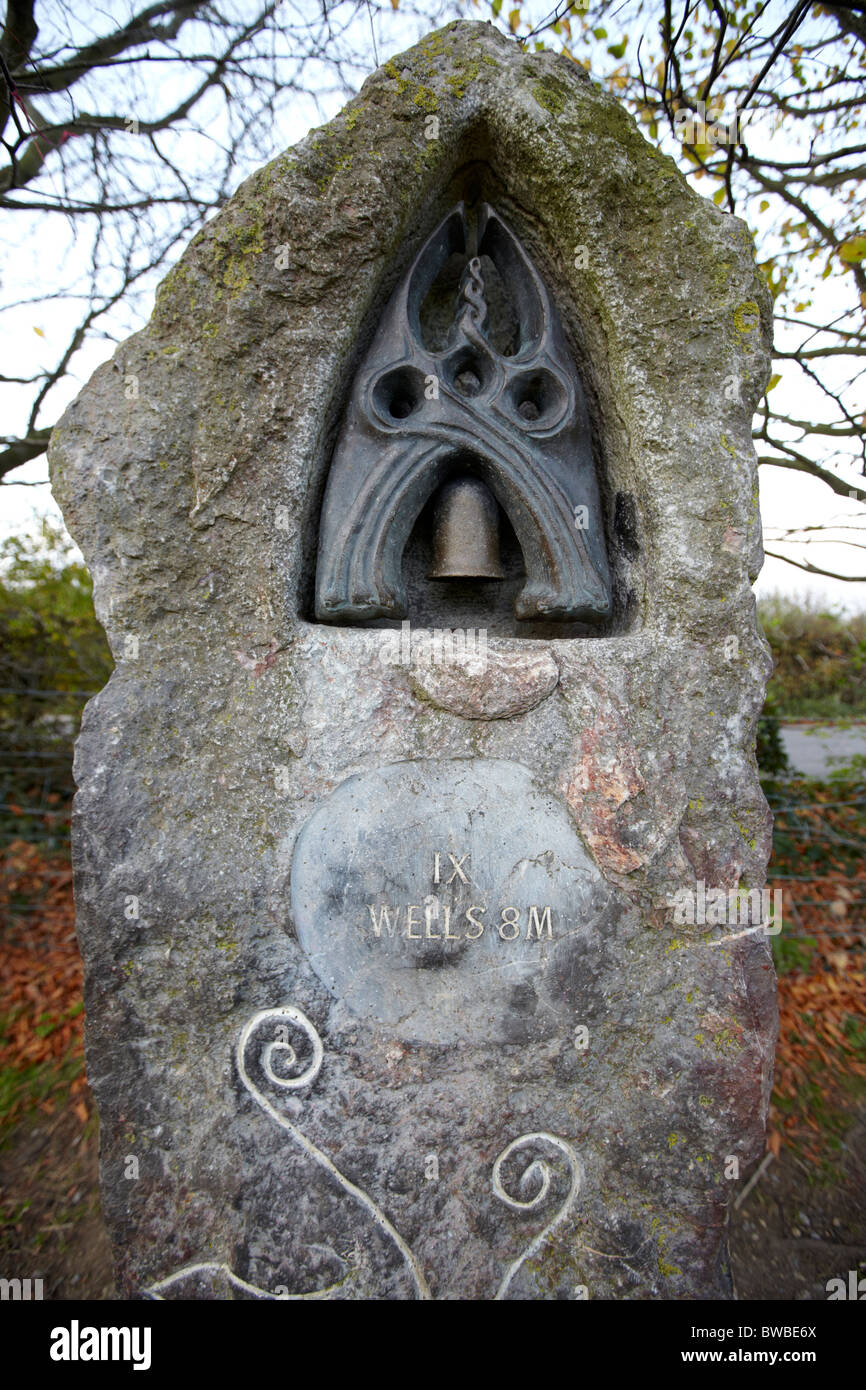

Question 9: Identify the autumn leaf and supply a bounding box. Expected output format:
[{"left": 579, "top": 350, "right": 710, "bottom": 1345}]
[{"left": 838, "top": 235, "right": 866, "bottom": 265}]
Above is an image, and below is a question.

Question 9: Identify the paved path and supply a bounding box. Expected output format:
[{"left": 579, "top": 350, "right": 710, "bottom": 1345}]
[{"left": 780, "top": 723, "right": 866, "bottom": 778}]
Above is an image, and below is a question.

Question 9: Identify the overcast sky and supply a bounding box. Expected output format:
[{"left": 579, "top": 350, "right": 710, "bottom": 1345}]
[{"left": 2, "top": 1, "right": 863, "bottom": 614}]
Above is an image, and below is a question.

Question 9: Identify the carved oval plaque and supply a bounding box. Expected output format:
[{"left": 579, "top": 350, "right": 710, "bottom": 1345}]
[{"left": 290, "top": 757, "right": 610, "bottom": 1043}]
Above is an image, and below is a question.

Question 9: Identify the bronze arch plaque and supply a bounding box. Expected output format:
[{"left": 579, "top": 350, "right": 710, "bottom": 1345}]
[{"left": 315, "top": 203, "right": 612, "bottom": 624}]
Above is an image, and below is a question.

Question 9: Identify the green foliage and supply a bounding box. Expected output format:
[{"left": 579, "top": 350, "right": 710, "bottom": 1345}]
[
  {"left": 0, "top": 519, "right": 112, "bottom": 841},
  {"left": 756, "top": 694, "right": 790, "bottom": 776},
  {"left": 772, "top": 933, "right": 817, "bottom": 977},
  {"left": 828, "top": 752, "right": 866, "bottom": 781},
  {"left": 0, "top": 1047, "right": 84, "bottom": 1137},
  {"left": 0, "top": 518, "right": 112, "bottom": 718},
  {"left": 842, "top": 1014, "right": 866, "bottom": 1060},
  {"left": 759, "top": 593, "right": 866, "bottom": 719}
]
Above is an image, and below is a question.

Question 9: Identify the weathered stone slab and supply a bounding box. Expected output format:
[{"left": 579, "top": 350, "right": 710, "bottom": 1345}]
[
  {"left": 50, "top": 19, "right": 776, "bottom": 1300},
  {"left": 291, "top": 757, "right": 615, "bottom": 1043},
  {"left": 409, "top": 642, "right": 560, "bottom": 717}
]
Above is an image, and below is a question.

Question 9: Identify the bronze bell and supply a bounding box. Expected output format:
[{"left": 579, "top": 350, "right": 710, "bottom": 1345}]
[{"left": 428, "top": 476, "right": 505, "bottom": 580}]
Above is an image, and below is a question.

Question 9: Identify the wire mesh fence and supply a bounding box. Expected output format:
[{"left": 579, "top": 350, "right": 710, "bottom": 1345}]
[
  {"left": 763, "top": 778, "right": 866, "bottom": 947},
  {"left": 0, "top": 689, "right": 89, "bottom": 856}
]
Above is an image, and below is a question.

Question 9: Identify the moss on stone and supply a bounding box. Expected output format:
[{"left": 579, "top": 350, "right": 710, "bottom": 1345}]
[
  {"left": 202, "top": 212, "right": 268, "bottom": 300},
  {"left": 713, "top": 1026, "right": 743, "bottom": 1056},
  {"left": 651, "top": 1216, "right": 684, "bottom": 1279},
  {"left": 417, "top": 29, "right": 449, "bottom": 61},
  {"left": 384, "top": 59, "right": 409, "bottom": 94},
  {"left": 446, "top": 63, "right": 479, "bottom": 99},
  {"left": 711, "top": 261, "right": 733, "bottom": 297},
  {"left": 731, "top": 812, "right": 757, "bottom": 850},
  {"left": 733, "top": 300, "right": 760, "bottom": 332},
  {"left": 525, "top": 1222, "right": 588, "bottom": 1297},
  {"left": 384, "top": 28, "right": 493, "bottom": 113},
  {"left": 532, "top": 78, "right": 568, "bottom": 118},
  {"left": 412, "top": 85, "right": 438, "bottom": 112},
  {"left": 413, "top": 140, "right": 441, "bottom": 176},
  {"left": 154, "top": 262, "right": 196, "bottom": 324}
]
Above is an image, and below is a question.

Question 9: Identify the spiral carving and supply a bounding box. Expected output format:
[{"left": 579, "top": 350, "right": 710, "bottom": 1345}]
[
  {"left": 144, "top": 1011, "right": 583, "bottom": 1301},
  {"left": 242, "top": 1005, "right": 323, "bottom": 1092},
  {"left": 460, "top": 255, "right": 488, "bottom": 327},
  {"left": 492, "top": 1131, "right": 582, "bottom": 1300},
  {"left": 145, "top": 1004, "right": 431, "bottom": 1301}
]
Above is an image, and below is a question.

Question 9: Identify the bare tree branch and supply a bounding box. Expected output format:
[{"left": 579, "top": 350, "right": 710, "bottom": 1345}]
[
  {"left": 2, "top": 0, "right": 865, "bottom": 598},
  {"left": 764, "top": 549, "right": 866, "bottom": 582},
  {"left": 0, "top": 425, "right": 51, "bottom": 476}
]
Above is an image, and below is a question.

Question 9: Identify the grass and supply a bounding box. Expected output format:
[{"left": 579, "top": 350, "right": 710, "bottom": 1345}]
[
  {"left": 759, "top": 592, "right": 866, "bottom": 720},
  {"left": 0, "top": 1046, "right": 85, "bottom": 1147},
  {"left": 772, "top": 934, "right": 818, "bottom": 976}
]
